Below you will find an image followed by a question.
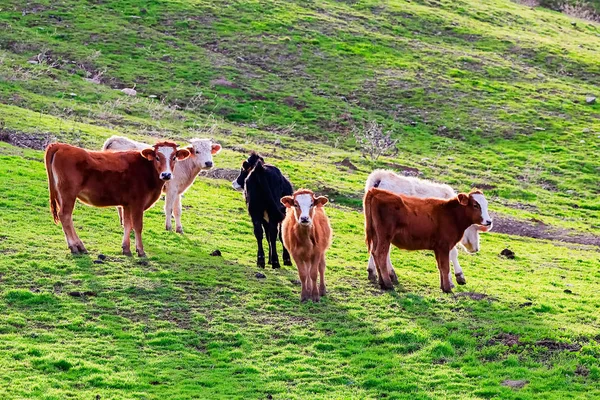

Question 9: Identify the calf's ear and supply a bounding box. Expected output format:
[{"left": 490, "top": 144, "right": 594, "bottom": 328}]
[
  {"left": 281, "top": 196, "right": 294, "bottom": 208},
  {"left": 176, "top": 149, "right": 190, "bottom": 160},
  {"left": 211, "top": 143, "right": 222, "bottom": 154},
  {"left": 458, "top": 193, "right": 469, "bottom": 206},
  {"left": 314, "top": 196, "right": 329, "bottom": 207},
  {"left": 141, "top": 148, "right": 155, "bottom": 160}
]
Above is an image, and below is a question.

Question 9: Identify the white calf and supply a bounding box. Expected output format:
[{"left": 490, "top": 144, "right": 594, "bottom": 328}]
[
  {"left": 103, "top": 136, "right": 221, "bottom": 233},
  {"left": 364, "top": 170, "right": 491, "bottom": 287}
]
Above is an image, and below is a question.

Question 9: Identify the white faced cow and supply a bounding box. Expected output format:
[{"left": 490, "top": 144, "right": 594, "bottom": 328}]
[
  {"left": 103, "top": 136, "right": 221, "bottom": 233},
  {"left": 365, "top": 170, "right": 492, "bottom": 288}
]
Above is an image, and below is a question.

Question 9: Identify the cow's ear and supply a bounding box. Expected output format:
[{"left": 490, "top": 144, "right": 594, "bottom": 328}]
[
  {"left": 242, "top": 161, "right": 250, "bottom": 170},
  {"left": 141, "top": 148, "right": 155, "bottom": 160},
  {"left": 211, "top": 143, "right": 222, "bottom": 154},
  {"left": 458, "top": 193, "right": 469, "bottom": 206},
  {"left": 281, "top": 196, "right": 294, "bottom": 208},
  {"left": 176, "top": 149, "right": 190, "bottom": 160},
  {"left": 186, "top": 146, "right": 195, "bottom": 155},
  {"left": 314, "top": 196, "right": 329, "bottom": 207}
]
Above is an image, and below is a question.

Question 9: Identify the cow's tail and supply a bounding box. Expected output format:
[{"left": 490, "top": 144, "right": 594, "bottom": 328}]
[
  {"left": 44, "top": 143, "right": 61, "bottom": 224},
  {"left": 364, "top": 188, "right": 378, "bottom": 255},
  {"left": 254, "top": 161, "right": 285, "bottom": 220}
]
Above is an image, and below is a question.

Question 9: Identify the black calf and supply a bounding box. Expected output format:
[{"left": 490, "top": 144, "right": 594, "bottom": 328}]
[{"left": 233, "top": 153, "right": 293, "bottom": 268}]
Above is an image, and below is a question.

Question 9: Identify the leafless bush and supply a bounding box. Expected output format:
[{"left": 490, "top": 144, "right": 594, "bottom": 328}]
[
  {"left": 353, "top": 120, "right": 399, "bottom": 160},
  {"left": 563, "top": 2, "right": 600, "bottom": 21}
]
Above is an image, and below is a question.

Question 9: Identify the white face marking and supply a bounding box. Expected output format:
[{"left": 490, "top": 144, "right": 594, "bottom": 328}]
[
  {"left": 295, "top": 194, "right": 313, "bottom": 225},
  {"left": 471, "top": 194, "right": 491, "bottom": 226},
  {"left": 157, "top": 146, "right": 175, "bottom": 175},
  {"left": 190, "top": 139, "right": 215, "bottom": 169}
]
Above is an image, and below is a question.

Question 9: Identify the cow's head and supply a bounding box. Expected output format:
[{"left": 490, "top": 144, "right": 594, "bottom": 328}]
[
  {"left": 460, "top": 223, "right": 492, "bottom": 253},
  {"left": 281, "top": 189, "right": 328, "bottom": 227},
  {"left": 232, "top": 152, "right": 264, "bottom": 191},
  {"left": 457, "top": 190, "right": 493, "bottom": 229},
  {"left": 141, "top": 141, "right": 190, "bottom": 181},
  {"left": 187, "top": 138, "right": 221, "bottom": 170}
]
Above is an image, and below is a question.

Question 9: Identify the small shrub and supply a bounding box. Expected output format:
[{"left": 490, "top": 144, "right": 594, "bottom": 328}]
[{"left": 353, "top": 120, "right": 399, "bottom": 160}]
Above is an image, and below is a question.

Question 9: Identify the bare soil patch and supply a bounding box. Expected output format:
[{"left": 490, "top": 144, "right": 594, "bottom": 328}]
[
  {"left": 335, "top": 157, "right": 358, "bottom": 171},
  {"left": 201, "top": 168, "right": 239, "bottom": 181},
  {"left": 0, "top": 130, "right": 54, "bottom": 150},
  {"left": 493, "top": 215, "right": 600, "bottom": 247},
  {"left": 455, "top": 292, "right": 495, "bottom": 301}
]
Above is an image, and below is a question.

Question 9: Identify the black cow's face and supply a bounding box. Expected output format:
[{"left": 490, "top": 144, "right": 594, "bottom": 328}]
[{"left": 232, "top": 153, "right": 264, "bottom": 191}]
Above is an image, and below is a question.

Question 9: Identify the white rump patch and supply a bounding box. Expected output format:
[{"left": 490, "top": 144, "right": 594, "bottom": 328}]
[{"left": 472, "top": 193, "right": 491, "bottom": 224}]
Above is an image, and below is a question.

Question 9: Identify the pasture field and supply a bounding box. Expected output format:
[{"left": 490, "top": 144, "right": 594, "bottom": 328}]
[{"left": 0, "top": 0, "right": 599, "bottom": 398}]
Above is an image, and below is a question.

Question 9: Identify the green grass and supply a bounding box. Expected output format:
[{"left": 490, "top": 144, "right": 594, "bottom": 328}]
[{"left": 0, "top": 0, "right": 600, "bottom": 398}]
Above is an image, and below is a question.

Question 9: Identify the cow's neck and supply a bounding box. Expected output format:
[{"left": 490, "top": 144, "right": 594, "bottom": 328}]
[{"left": 448, "top": 199, "right": 474, "bottom": 234}]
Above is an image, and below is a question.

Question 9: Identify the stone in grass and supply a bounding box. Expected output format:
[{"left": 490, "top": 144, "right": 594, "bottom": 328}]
[
  {"left": 210, "top": 249, "right": 222, "bottom": 257},
  {"left": 586, "top": 96, "right": 596, "bottom": 105},
  {"left": 255, "top": 272, "right": 266, "bottom": 279},
  {"left": 501, "top": 380, "right": 528, "bottom": 389},
  {"left": 500, "top": 248, "right": 515, "bottom": 259},
  {"left": 97, "top": 254, "right": 107, "bottom": 260},
  {"left": 93, "top": 260, "right": 104, "bottom": 264}
]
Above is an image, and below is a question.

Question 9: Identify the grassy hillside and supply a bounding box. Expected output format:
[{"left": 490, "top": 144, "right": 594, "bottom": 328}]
[{"left": 0, "top": 0, "right": 599, "bottom": 398}]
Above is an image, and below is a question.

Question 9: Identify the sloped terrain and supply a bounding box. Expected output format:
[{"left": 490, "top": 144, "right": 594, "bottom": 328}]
[{"left": 0, "top": 0, "right": 599, "bottom": 398}]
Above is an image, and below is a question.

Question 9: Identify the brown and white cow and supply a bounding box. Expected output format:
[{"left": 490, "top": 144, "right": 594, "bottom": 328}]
[
  {"left": 365, "top": 169, "right": 492, "bottom": 287},
  {"left": 281, "top": 189, "right": 332, "bottom": 302},
  {"left": 364, "top": 188, "right": 492, "bottom": 292},
  {"left": 103, "top": 136, "right": 221, "bottom": 233},
  {"left": 45, "top": 141, "right": 189, "bottom": 256}
]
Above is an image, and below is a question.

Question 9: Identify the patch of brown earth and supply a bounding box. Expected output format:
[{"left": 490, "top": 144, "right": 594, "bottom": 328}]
[
  {"left": 455, "top": 292, "right": 495, "bottom": 301},
  {"left": 202, "top": 168, "right": 239, "bottom": 181},
  {"left": 488, "top": 333, "right": 521, "bottom": 346},
  {"left": 535, "top": 339, "right": 581, "bottom": 352},
  {"left": 385, "top": 162, "right": 420, "bottom": 176},
  {"left": 501, "top": 380, "right": 528, "bottom": 389},
  {"left": 0, "top": 130, "right": 54, "bottom": 150},
  {"left": 335, "top": 157, "right": 358, "bottom": 171},
  {"left": 493, "top": 215, "right": 600, "bottom": 247}
]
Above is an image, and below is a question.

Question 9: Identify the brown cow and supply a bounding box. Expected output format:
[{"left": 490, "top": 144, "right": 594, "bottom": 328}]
[
  {"left": 281, "top": 189, "right": 332, "bottom": 302},
  {"left": 45, "top": 141, "right": 189, "bottom": 256},
  {"left": 364, "top": 188, "right": 492, "bottom": 292}
]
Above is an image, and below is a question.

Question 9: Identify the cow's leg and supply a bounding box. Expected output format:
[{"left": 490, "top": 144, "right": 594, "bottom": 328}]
[
  {"left": 294, "top": 258, "right": 310, "bottom": 302},
  {"left": 174, "top": 194, "right": 184, "bottom": 234},
  {"left": 164, "top": 192, "right": 175, "bottom": 232},
  {"left": 435, "top": 249, "right": 453, "bottom": 293},
  {"left": 117, "top": 206, "right": 124, "bottom": 227},
  {"left": 280, "top": 226, "right": 292, "bottom": 266},
  {"left": 58, "top": 196, "right": 87, "bottom": 254},
  {"left": 252, "top": 219, "right": 266, "bottom": 268},
  {"left": 310, "top": 257, "right": 320, "bottom": 302},
  {"left": 262, "top": 220, "right": 272, "bottom": 265},
  {"left": 318, "top": 254, "right": 326, "bottom": 297},
  {"left": 121, "top": 207, "right": 133, "bottom": 257},
  {"left": 367, "top": 254, "right": 377, "bottom": 282},
  {"left": 387, "top": 248, "right": 399, "bottom": 285},
  {"left": 131, "top": 207, "right": 146, "bottom": 257},
  {"left": 268, "top": 221, "right": 281, "bottom": 269},
  {"left": 450, "top": 246, "right": 466, "bottom": 285},
  {"left": 374, "top": 241, "right": 394, "bottom": 290}
]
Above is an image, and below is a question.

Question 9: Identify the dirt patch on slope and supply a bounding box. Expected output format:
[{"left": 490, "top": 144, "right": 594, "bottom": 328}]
[
  {"left": 0, "top": 130, "right": 54, "bottom": 150},
  {"left": 493, "top": 215, "right": 600, "bottom": 248},
  {"left": 201, "top": 168, "right": 239, "bottom": 181}
]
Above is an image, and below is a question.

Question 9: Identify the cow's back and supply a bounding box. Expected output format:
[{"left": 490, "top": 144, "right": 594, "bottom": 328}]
[
  {"left": 245, "top": 164, "right": 292, "bottom": 222},
  {"left": 366, "top": 170, "right": 454, "bottom": 199}
]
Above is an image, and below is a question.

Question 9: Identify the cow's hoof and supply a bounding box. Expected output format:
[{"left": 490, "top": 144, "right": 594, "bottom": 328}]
[
  {"left": 390, "top": 270, "right": 399, "bottom": 285},
  {"left": 284, "top": 259, "right": 293, "bottom": 266},
  {"left": 175, "top": 227, "right": 184, "bottom": 234},
  {"left": 455, "top": 273, "right": 467, "bottom": 285},
  {"left": 272, "top": 262, "right": 281, "bottom": 269},
  {"left": 312, "top": 296, "right": 320, "bottom": 303},
  {"left": 123, "top": 249, "right": 133, "bottom": 257},
  {"left": 319, "top": 287, "right": 327, "bottom": 296},
  {"left": 441, "top": 286, "right": 453, "bottom": 294},
  {"left": 367, "top": 270, "right": 377, "bottom": 283},
  {"left": 300, "top": 296, "right": 309, "bottom": 303},
  {"left": 165, "top": 225, "right": 172, "bottom": 231},
  {"left": 379, "top": 280, "right": 394, "bottom": 291},
  {"left": 257, "top": 258, "right": 266, "bottom": 268},
  {"left": 137, "top": 251, "right": 147, "bottom": 258}
]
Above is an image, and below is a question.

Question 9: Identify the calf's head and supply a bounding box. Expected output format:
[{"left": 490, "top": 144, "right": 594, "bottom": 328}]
[
  {"left": 232, "top": 152, "right": 264, "bottom": 191},
  {"left": 457, "top": 190, "right": 493, "bottom": 229},
  {"left": 141, "top": 141, "right": 190, "bottom": 181},
  {"left": 281, "top": 189, "right": 328, "bottom": 227},
  {"left": 460, "top": 223, "right": 492, "bottom": 253},
  {"left": 187, "top": 138, "right": 221, "bottom": 170}
]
